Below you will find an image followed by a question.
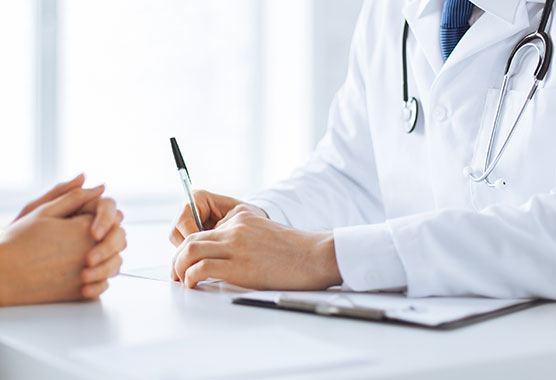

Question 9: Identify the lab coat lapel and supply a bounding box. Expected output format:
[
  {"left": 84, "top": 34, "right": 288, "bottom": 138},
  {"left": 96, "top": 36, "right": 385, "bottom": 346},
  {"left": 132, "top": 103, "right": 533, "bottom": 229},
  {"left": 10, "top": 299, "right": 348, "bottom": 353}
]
[
  {"left": 442, "top": 0, "right": 531, "bottom": 72},
  {"left": 402, "top": 0, "right": 444, "bottom": 75}
]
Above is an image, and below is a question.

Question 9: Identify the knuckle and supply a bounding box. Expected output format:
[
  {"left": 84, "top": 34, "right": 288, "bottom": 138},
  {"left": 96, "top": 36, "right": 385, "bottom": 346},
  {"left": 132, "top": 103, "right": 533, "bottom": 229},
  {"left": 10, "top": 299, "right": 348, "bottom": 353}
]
[
  {"left": 183, "top": 233, "right": 197, "bottom": 246},
  {"left": 235, "top": 211, "right": 252, "bottom": 221},
  {"left": 194, "top": 189, "right": 208, "bottom": 199},
  {"left": 184, "top": 241, "right": 199, "bottom": 258},
  {"left": 116, "top": 209, "right": 124, "bottom": 222},
  {"left": 99, "top": 263, "right": 111, "bottom": 278},
  {"left": 104, "top": 197, "right": 116, "bottom": 209},
  {"left": 198, "top": 259, "right": 210, "bottom": 272},
  {"left": 95, "top": 246, "right": 106, "bottom": 261},
  {"left": 235, "top": 222, "right": 249, "bottom": 234},
  {"left": 235, "top": 204, "right": 250, "bottom": 213},
  {"left": 116, "top": 228, "right": 127, "bottom": 248}
]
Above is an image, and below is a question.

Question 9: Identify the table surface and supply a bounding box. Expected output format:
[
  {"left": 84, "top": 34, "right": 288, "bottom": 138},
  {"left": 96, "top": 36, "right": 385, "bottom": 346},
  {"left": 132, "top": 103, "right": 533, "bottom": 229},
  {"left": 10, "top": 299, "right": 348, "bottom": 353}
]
[{"left": 1, "top": 223, "right": 556, "bottom": 380}]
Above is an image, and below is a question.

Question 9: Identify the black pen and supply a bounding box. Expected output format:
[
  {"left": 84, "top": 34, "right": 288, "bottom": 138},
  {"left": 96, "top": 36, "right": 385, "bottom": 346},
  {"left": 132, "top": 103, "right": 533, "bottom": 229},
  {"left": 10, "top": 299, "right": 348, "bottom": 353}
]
[{"left": 170, "top": 137, "right": 203, "bottom": 231}]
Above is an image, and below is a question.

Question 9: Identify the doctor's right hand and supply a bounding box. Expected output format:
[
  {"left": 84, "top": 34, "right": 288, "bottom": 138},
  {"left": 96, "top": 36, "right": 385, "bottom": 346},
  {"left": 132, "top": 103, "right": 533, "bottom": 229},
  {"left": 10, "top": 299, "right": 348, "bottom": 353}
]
[{"left": 169, "top": 190, "right": 268, "bottom": 281}]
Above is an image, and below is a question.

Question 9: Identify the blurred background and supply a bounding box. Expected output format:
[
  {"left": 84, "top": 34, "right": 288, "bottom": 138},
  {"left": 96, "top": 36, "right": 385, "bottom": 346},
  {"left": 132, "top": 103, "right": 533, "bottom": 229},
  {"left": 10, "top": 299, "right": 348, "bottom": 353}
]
[{"left": 0, "top": 0, "right": 362, "bottom": 224}]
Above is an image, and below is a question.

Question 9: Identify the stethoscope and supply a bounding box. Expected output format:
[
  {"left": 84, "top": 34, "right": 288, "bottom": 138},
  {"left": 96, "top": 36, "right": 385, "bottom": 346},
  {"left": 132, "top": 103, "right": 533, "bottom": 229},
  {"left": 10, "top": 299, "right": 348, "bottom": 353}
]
[{"left": 402, "top": 0, "right": 554, "bottom": 188}]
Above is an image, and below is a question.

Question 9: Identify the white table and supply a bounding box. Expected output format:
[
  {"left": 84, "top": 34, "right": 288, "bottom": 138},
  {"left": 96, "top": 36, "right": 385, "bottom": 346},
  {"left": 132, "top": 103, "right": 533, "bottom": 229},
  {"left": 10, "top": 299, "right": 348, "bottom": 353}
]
[{"left": 1, "top": 223, "right": 556, "bottom": 379}]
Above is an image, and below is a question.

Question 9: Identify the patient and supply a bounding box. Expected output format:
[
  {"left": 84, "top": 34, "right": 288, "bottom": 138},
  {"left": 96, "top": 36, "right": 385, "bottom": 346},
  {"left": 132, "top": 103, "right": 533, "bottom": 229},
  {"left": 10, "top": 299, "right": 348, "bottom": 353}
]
[{"left": 0, "top": 174, "right": 126, "bottom": 306}]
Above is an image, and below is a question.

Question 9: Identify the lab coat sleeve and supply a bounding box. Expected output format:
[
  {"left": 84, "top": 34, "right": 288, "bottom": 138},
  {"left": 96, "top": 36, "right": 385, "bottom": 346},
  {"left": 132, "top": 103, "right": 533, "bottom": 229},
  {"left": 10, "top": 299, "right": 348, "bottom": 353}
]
[
  {"left": 333, "top": 224, "right": 408, "bottom": 291},
  {"left": 249, "top": 1, "right": 385, "bottom": 232},
  {"left": 249, "top": 2, "right": 408, "bottom": 291},
  {"left": 388, "top": 191, "right": 556, "bottom": 299}
]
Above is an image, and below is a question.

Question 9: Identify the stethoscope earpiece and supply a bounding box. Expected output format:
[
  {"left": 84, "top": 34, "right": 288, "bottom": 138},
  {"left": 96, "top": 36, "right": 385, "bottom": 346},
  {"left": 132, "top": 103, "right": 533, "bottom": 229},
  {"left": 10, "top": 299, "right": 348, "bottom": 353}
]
[
  {"left": 463, "top": 166, "right": 474, "bottom": 178},
  {"left": 494, "top": 179, "right": 507, "bottom": 189},
  {"left": 444, "top": 0, "right": 553, "bottom": 189},
  {"left": 463, "top": 166, "right": 507, "bottom": 189}
]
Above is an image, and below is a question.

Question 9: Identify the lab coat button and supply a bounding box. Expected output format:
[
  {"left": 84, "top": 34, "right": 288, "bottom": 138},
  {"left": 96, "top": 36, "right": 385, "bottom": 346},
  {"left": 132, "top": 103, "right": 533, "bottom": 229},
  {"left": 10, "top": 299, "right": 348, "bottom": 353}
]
[{"left": 433, "top": 106, "right": 448, "bottom": 122}]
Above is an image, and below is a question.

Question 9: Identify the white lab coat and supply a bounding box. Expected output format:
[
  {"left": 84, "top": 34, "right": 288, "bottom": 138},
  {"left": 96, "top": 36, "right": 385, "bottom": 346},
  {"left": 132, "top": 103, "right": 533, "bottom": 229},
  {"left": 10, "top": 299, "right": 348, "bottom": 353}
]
[{"left": 249, "top": 0, "right": 556, "bottom": 299}]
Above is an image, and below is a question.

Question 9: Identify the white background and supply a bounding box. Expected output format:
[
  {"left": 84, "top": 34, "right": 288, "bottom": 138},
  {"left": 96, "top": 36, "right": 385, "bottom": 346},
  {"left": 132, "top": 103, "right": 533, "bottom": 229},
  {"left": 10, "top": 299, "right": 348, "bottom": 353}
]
[{"left": 0, "top": 0, "right": 362, "bottom": 223}]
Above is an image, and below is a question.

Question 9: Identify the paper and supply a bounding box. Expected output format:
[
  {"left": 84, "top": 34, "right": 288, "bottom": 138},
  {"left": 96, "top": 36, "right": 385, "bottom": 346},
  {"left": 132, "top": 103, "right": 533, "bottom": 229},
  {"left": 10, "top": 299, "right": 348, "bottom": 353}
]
[
  {"left": 122, "top": 265, "right": 222, "bottom": 284},
  {"left": 72, "top": 327, "right": 371, "bottom": 380},
  {"left": 236, "top": 291, "right": 532, "bottom": 327}
]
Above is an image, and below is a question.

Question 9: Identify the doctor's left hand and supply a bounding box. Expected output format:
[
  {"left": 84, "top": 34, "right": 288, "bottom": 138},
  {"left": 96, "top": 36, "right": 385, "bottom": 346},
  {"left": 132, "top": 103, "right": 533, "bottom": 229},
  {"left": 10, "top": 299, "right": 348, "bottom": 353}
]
[{"left": 173, "top": 211, "right": 342, "bottom": 290}]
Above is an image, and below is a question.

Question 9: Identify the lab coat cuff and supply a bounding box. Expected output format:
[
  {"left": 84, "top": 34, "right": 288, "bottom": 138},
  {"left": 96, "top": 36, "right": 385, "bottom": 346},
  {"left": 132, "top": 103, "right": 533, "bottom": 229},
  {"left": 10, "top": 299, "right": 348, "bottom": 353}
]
[
  {"left": 333, "top": 224, "right": 408, "bottom": 292},
  {"left": 248, "top": 199, "right": 291, "bottom": 226},
  {"left": 387, "top": 214, "right": 440, "bottom": 298}
]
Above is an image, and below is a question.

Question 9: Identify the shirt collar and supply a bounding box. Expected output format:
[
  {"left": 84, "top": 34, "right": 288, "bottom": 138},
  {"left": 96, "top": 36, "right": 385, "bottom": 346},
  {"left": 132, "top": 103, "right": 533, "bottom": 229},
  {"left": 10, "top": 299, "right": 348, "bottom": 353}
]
[{"left": 418, "top": 0, "right": 545, "bottom": 24}]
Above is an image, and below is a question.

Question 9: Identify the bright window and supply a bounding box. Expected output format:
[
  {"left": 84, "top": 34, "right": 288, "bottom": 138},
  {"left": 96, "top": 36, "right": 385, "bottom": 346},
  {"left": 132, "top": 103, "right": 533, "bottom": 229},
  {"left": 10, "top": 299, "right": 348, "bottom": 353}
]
[
  {"left": 0, "top": 0, "right": 34, "bottom": 190},
  {"left": 1, "top": 0, "right": 361, "bottom": 222},
  {"left": 59, "top": 0, "right": 262, "bottom": 200}
]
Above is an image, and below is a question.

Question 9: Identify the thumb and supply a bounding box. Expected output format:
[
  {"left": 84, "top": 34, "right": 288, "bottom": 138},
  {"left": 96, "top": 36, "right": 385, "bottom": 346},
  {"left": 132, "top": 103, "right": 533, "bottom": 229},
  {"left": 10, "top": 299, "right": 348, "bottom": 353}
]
[
  {"left": 38, "top": 185, "right": 105, "bottom": 218},
  {"left": 14, "top": 173, "right": 85, "bottom": 221}
]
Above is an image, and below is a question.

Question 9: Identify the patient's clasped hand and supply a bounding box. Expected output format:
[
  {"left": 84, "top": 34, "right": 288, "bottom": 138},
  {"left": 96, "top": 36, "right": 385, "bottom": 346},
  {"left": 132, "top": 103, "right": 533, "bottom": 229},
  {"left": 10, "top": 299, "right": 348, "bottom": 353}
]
[{"left": 0, "top": 174, "right": 126, "bottom": 306}]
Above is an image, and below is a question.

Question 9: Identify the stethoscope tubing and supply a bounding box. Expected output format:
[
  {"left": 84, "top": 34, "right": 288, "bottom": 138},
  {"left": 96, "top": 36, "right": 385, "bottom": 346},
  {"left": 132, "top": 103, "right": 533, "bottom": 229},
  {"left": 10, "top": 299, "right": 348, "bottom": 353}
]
[{"left": 402, "top": 0, "right": 554, "bottom": 188}]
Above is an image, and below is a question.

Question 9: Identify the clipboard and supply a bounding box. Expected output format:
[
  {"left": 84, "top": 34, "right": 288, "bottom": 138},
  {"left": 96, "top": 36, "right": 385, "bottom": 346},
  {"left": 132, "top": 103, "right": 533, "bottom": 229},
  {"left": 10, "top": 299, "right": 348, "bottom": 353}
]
[{"left": 232, "top": 291, "right": 541, "bottom": 330}]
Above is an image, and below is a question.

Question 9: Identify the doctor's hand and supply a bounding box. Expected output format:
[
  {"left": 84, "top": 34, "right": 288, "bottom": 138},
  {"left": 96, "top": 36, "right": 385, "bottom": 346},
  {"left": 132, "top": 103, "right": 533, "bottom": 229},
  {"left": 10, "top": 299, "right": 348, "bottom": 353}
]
[
  {"left": 172, "top": 210, "right": 342, "bottom": 290},
  {"left": 169, "top": 190, "right": 267, "bottom": 281},
  {"left": 0, "top": 186, "right": 125, "bottom": 306}
]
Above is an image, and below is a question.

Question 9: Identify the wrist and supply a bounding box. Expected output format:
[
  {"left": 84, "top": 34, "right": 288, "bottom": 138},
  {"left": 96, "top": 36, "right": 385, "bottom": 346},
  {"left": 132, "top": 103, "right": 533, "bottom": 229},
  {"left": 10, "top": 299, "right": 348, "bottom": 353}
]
[{"left": 309, "top": 231, "right": 342, "bottom": 289}]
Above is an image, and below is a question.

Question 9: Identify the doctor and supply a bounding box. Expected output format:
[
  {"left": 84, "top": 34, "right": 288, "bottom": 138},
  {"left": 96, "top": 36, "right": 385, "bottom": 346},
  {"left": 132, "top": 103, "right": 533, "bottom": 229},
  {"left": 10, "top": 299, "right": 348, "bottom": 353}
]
[{"left": 170, "top": 0, "right": 556, "bottom": 299}]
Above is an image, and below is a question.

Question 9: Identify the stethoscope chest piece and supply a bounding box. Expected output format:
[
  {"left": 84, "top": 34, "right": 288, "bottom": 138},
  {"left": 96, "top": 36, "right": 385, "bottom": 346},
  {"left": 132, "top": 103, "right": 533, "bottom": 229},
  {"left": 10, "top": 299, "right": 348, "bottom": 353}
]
[{"left": 402, "top": 97, "right": 419, "bottom": 133}]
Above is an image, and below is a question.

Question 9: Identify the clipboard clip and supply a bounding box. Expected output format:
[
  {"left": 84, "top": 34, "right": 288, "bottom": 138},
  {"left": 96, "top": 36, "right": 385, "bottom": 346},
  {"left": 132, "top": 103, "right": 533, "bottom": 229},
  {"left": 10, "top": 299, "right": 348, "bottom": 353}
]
[{"left": 276, "top": 295, "right": 386, "bottom": 321}]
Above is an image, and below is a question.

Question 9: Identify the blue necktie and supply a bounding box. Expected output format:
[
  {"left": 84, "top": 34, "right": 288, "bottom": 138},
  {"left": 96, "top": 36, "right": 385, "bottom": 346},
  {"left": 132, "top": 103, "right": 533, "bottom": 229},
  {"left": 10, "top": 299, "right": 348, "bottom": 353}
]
[{"left": 440, "top": 0, "right": 475, "bottom": 61}]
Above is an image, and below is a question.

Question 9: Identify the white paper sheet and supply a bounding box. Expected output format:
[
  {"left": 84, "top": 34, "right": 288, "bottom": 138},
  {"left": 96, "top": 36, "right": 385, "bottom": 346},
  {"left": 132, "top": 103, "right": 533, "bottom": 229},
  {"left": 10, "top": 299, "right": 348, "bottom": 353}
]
[
  {"left": 236, "top": 291, "right": 533, "bottom": 327},
  {"left": 72, "top": 327, "right": 371, "bottom": 380},
  {"left": 122, "top": 265, "right": 221, "bottom": 285}
]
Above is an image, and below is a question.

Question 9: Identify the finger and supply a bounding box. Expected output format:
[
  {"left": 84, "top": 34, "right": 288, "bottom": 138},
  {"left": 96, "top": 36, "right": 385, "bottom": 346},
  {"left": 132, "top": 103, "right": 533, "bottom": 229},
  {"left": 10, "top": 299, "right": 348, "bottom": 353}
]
[
  {"left": 171, "top": 254, "right": 180, "bottom": 281},
  {"left": 185, "top": 259, "right": 230, "bottom": 289},
  {"left": 174, "top": 235, "right": 227, "bottom": 283},
  {"left": 214, "top": 204, "right": 262, "bottom": 229},
  {"left": 87, "top": 226, "right": 127, "bottom": 266},
  {"left": 39, "top": 185, "right": 105, "bottom": 218},
  {"left": 91, "top": 198, "right": 118, "bottom": 240},
  {"left": 214, "top": 208, "right": 239, "bottom": 229},
  {"left": 15, "top": 174, "right": 85, "bottom": 220},
  {"left": 80, "top": 198, "right": 122, "bottom": 240},
  {"left": 175, "top": 203, "right": 202, "bottom": 240},
  {"left": 82, "top": 281, "right": 109, "bottom": 299},
  {"left": 82, "top": 254, "right": 123, "bottom": 283},
  {"left": 169, "top": 227, "right": 185, "bottom": 247}
]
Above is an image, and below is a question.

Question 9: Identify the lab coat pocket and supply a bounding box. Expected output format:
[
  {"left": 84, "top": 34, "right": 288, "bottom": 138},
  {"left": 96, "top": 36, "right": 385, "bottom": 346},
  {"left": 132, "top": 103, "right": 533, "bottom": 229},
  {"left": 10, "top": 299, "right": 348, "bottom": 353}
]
[{"left": 469, "top": 87, "right": 556, "bottom": 211}]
